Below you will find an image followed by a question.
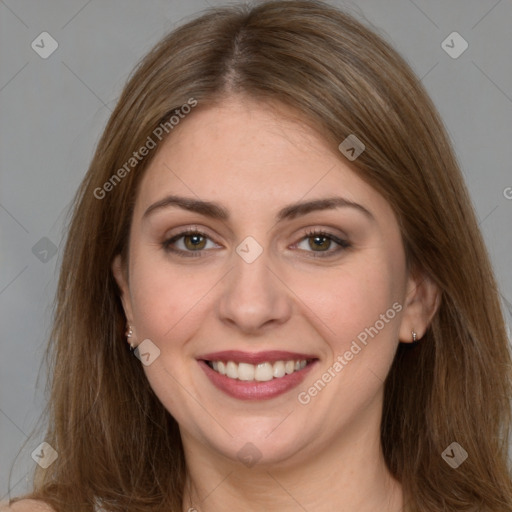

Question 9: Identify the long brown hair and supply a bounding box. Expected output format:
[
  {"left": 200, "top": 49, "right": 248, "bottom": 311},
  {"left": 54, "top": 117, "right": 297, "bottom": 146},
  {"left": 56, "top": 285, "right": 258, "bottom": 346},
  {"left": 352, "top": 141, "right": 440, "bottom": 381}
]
[{"left": 7, "top": 1, "right": 512, "bottom": 510}]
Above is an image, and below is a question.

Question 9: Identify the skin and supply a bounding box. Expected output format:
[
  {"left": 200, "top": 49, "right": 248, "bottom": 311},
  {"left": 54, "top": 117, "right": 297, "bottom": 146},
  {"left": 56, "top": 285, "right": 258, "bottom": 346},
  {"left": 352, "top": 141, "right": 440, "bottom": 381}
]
[{"left": 113, "top": 95, "right": 440, "bottom": 512}]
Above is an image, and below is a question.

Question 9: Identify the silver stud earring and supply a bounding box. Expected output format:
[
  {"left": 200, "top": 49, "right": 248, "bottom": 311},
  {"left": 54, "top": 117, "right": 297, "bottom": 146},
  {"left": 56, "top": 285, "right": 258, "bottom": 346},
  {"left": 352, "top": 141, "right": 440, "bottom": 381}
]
[{"left": 412, "top": 330, "right": 418, "bottom": 343}]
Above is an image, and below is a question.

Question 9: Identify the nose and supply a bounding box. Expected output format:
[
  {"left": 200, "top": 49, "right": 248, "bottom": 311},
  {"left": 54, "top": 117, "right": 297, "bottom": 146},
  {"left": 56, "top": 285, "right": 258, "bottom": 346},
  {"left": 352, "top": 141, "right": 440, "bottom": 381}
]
[{"left": 217, "top": 241, "right": 292, "bottom": 335}]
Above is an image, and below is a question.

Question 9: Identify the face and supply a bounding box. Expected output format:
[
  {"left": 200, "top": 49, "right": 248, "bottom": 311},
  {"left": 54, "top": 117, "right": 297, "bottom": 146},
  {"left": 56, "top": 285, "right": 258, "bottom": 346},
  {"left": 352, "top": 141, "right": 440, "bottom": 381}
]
[{"left": 113, "top": 95, "right": 430, "bottom": 469}]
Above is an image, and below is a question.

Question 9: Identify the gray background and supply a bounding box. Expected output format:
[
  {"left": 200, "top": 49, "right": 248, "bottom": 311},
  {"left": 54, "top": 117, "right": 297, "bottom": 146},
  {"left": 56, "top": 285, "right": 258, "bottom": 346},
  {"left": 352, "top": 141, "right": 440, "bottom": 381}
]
[{"left": 1, "top": 0, "right": 511, "bottom": 502}]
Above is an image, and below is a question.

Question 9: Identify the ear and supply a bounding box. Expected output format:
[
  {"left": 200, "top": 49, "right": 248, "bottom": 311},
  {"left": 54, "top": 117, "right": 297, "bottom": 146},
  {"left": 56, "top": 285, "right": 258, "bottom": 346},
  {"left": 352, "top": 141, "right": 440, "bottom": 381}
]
[
  {"left": 399, "top": 266, "right": 441, "bottom": 343},
  {"left": 112, "top": 254, "right": 134, "bottom": 324}
]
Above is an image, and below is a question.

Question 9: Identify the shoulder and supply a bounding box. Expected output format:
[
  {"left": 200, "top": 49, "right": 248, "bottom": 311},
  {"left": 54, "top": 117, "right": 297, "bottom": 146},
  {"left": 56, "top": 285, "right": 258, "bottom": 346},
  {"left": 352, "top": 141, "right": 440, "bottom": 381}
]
[{"left": 0, "top": 499, "right": 56, "bottom": 511}]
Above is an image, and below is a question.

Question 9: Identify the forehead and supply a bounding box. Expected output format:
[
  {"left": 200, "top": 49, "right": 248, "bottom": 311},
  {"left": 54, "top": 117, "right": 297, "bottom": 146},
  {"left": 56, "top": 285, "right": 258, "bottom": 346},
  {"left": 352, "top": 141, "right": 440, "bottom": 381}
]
[{"left": 134, "top": 97, "right": 391, "bottom": 221}]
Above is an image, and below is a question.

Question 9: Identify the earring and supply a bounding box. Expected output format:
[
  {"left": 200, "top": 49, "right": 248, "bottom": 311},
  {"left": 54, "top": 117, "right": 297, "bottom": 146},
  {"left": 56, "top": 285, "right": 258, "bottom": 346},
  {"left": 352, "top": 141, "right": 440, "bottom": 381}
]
[
  {"left": 412, "top": 330, "right": 418, "bottom": 343},
  {"left": 126, "top": 325, "right": 135, "bottom": 352}
]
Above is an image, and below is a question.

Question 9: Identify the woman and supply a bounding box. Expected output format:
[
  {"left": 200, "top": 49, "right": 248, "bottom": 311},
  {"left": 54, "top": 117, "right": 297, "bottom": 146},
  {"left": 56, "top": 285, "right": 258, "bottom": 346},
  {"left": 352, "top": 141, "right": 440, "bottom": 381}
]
[{"left": 5, "top": 1, "right": 512, "bottom": 511}]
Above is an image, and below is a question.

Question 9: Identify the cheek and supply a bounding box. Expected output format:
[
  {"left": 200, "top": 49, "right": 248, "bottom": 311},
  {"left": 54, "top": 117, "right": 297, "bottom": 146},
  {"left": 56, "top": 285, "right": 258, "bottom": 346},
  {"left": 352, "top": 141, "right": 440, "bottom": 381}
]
[
  {"left": 128, "top": 252, "right": 217, "bottom": 348},
  {"left": 292, "top": 254, "right": 404, "bottom": 423},
  {"left": 298, "top": 255, "right": 401, "bottom": 353}
]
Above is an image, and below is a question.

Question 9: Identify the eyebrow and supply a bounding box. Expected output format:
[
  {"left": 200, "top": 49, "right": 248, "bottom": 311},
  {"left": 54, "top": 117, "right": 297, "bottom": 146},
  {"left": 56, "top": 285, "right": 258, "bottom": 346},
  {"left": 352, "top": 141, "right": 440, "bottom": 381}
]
[{"left": 143, "top": 194, "right": 374, "bottom": 223}]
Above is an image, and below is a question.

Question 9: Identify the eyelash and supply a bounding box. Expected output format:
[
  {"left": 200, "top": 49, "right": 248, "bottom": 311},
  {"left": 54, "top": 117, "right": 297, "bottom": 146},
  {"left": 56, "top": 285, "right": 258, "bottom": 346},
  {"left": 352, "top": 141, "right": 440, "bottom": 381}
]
[{"left": 161, "top": 228, "right": 351, "bottom": 259}]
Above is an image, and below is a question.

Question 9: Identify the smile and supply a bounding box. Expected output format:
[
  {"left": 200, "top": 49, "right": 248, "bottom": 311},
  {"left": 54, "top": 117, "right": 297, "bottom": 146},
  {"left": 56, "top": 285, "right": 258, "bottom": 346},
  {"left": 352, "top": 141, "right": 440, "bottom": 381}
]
[
  {"left": 197, "top": 350, "right": 319, "bottom": 400},
  {"left": 205, "top": 359, "right": 311, "bottom": 381}
]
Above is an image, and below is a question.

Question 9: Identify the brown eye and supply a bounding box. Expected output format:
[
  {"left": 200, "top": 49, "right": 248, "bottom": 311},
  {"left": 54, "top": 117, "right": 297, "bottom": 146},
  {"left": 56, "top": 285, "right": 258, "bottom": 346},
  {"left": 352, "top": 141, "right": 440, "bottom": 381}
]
[
  {"left": 307, "top": 234, "right": 331, "bottom": 251},
  {"left": 162, "top": 229, "right": 217, "bottom": 257},
  {"left": 183, "top": 233, "right": 207, "bottom": 250},
  {"left": 295, "top": 229, "right": 351, "bottom": 258}
]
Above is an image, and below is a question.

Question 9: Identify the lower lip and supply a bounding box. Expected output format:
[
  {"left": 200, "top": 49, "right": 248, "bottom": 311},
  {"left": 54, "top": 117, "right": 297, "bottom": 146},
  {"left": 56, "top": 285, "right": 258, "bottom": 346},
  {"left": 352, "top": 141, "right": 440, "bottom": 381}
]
[{"left": 198, "top": 360, "right": 318, "bottom": 400}]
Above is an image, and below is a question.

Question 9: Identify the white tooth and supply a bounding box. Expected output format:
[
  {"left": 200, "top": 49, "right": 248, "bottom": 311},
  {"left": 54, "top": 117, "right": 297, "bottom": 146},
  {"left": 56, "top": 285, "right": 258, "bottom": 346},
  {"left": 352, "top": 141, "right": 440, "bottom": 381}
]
[
  {"left": 238, "top": 362, "right": 255, "bottom": 381},
  {"left": 273, "top": 361, "right": 286, "bottom": 378},
  {"left": 255, "top": 362, "right": 274, "bottom": 381},
  {"left": 213, "top": 359, "right": 308, "bottom": 379},
  {"left": 226, "top": 361, "right": 238, "bottom": 379}
]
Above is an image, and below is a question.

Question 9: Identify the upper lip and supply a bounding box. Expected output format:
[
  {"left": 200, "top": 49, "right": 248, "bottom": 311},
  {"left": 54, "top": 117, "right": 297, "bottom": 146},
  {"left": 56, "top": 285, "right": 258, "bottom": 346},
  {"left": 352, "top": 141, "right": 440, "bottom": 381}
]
[{"left": 198, "top": 350, "right": 318, "bottom": 365}]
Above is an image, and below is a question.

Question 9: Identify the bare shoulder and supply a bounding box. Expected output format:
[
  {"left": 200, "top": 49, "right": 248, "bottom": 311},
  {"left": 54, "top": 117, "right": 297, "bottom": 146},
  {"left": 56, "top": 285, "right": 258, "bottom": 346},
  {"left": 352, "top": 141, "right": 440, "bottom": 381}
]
[{"left": 0, "top": 499, "right": 56, "bottom": 511}]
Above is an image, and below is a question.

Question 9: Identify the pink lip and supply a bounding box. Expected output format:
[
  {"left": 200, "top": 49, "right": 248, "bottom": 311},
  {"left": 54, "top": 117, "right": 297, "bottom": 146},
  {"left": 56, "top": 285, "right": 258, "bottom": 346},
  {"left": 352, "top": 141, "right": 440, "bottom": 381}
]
[
  {"left": 197, "top": 359, "right": 319, "bottom": 401},
  {"left": 197, "top": 350, "right": 318, "bottom": 365}
]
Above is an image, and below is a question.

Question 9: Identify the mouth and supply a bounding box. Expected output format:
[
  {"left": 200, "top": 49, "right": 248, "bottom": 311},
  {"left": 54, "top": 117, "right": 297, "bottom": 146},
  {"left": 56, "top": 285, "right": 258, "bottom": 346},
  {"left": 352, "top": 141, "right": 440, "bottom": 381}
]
[
  {"left": 197, "top": 350, "right": 319, "bottom": 400},
  {"left": 203, "top": 358, "right": 315, "bottom": 381}
]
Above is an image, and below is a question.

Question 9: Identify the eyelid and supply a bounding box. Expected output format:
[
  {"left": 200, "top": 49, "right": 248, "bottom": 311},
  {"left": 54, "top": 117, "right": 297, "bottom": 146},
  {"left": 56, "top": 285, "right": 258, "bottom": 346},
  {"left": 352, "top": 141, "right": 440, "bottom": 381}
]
[
  {"left": 161, "top": 226, "right": 219, "bottom": 256},
  {"left": 163, "top": 225, "right": 216, "bottom": 244},
  {"left": 291, "top": 228, "right": 351, "bottom": 258}
]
